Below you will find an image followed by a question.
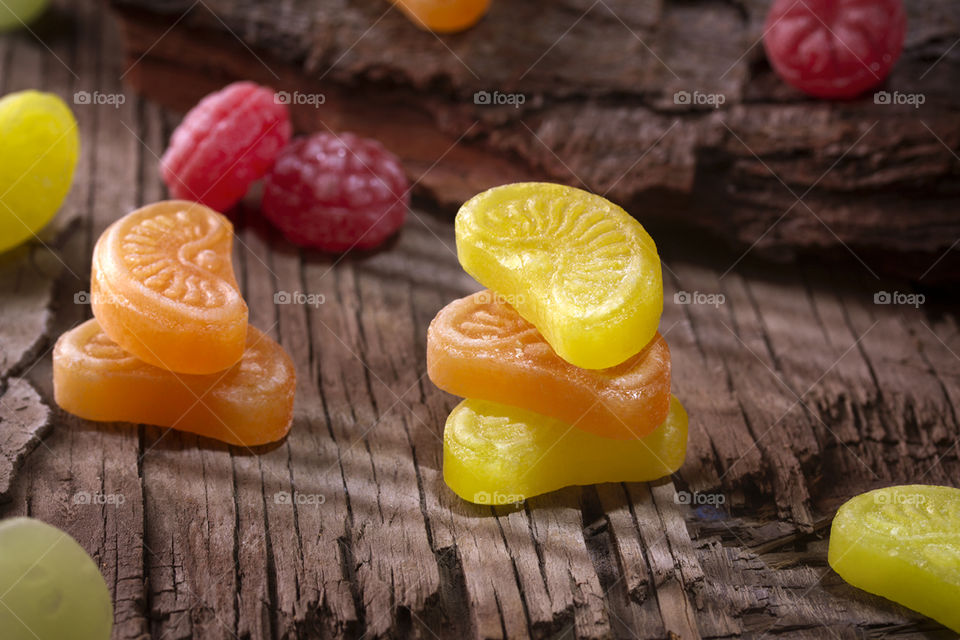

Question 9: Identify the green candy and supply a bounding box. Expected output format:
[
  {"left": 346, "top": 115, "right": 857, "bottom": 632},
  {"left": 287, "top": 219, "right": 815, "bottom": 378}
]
[
  {"left": 0, "top": 0, "right": 49, "bottom": 31},
  {"left": 0, "top": 518, "right": 112, "bottom": 640}
]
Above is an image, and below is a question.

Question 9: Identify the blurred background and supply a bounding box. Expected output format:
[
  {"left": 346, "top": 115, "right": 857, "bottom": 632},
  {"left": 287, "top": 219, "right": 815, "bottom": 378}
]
[{"left": 108, "top": 0, "right": 960, "bottom": 283}]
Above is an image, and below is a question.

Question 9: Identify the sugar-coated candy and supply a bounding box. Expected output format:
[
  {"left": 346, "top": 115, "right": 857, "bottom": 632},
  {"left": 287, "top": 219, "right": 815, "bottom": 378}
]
[
  {"left": 0, "top": 0, "right": 48, "bottom": 31},
  {"left": 54, "top": 319, "right": 295, "bottom": 446},
  {"left": 428, "top": 290, "right": 671, "bottom": 439},
  {"left": 160, "top": 81, "right": 291, "bottom": 212},
  {"left": 0, "top": 517, "right": 112, "bottom": 640},
  {"left": 261, "top": 132, "right": 409, "bottom": 252},
  {"left": 91, "top": 200, "right": 248, "bottom": 375},
  {"left": 0, "top": 90, "right": 78, "bottom": 252},
  {"left": 829, "top": 485, "right": 960, "bottom": 632},
  {"left": 763, "top": 0, "right": 906, "bottom": 99},
  {"left": 455, "top": 182, "right": 663, "bottom": 369},
  {"left": 444, "top": 396, "right": 687, "bottom": 504}
]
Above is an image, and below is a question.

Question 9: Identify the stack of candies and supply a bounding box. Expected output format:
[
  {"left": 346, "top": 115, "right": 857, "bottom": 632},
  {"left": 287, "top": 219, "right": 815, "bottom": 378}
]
[
  {"left": 427, "top": 182, "right": 688, "bottom": 504},
  {"left": 52, "top": 200, "right": 296, "bottom": 447}
]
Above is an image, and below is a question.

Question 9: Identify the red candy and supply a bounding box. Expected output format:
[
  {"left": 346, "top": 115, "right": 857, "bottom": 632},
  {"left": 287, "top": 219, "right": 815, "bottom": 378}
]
[
  {"left": 763, "top": 0, "right": 906, "bottom": 99},
  {"left": 161, "top": 82, "right": 292, "bottom": 212},
  {"left": 261, "top": 132, "right": 409, "bottom": 252}
]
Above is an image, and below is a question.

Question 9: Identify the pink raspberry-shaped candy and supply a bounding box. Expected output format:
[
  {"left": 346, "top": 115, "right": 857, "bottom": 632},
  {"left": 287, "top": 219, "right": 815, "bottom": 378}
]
[
  {"left": 261, "top": 132, "right": 410, "bottom": 252},
  {"left": 161, "top": 81, "right": 291, "bottom": 212},
  {"left": 763, "top": 0, "right": 906, "bottom": 99}
]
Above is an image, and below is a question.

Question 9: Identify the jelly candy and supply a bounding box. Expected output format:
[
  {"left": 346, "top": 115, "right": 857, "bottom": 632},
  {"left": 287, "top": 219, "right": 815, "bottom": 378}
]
[
  {"left": 455, "top": 182, "right": 663, "bottom": 369},
  {"left": 428, "top": 290, "right": 671, "bottom": 439},
  {"left": 829, "top": 485, "right": 960, "bottom": 632},
  {"left": 393, "top": 0, "right": 490, "bottom": 33},
  {"left": 0, "top": 90, "right": 78, "bottom": 253},
  {"left": 0, "top": 517, "right": 112, "bottom": 640},
  {"left": 261, "top": 132, "right": 409, "bottom": 252},
  {"left": 53, "top": 318, "right": 295, "bottom": 447},
  {"left": 0, "top": 0, "right": 48, "bottom": 31},
  {"left": 444, "top": 395, "right": 687, "bottom": 504},
  {"left": 763, "top": 0, "right": 906, "bottom": 99},
  {"left": 91, "top": 200, "right": 248, "bottom": 375},
  {"left": 160, "top": 82, "right": 291, "bottom": 212}
]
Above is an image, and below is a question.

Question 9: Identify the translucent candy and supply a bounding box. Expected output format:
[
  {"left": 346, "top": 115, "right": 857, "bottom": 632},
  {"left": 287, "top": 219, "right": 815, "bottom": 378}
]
[
  {"left": 393, "top": 0, "right": 490, "bottom": 33},
  {"left": 91, "top": 200, "right": 248, "bottom": 374},
  {"left": 54, "top": 319, "right": 295, "bottom": 446},
  {"left": 428, "top": 290, "right": 671, "bottom": 439},
  {"left": 0, "top": 90, "right": 78, "bottom": 252},
  {"left": 444, "top": 396, "right": 687, "bottom": 504},
  {"left": 829, "top": 485, "right": 960, "bottom": 632},
  {"left": 0, "top": 517, "right": 112, "bottom": 640},
  {"left": 455, "top": 182, "right": 663, "bottom": 369}
]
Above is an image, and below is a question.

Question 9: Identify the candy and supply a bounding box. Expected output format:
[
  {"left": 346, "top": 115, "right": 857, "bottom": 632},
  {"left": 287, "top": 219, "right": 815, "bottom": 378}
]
[
  {"left": 160, "top": 82, "right": 291, "bottom": 212},
  {"left": 456, "top": 182, "right": 663, "bottom": 370},
  {"left": 393, "top": 0, "right": 490, "bottom": 33},
  {"left": 54, "top": 318, "right": 295, "bottom": 446},
  {"left": 91, "top": 201, "right": 248, "bottom": 375},
  {"left": 763, "top": 0, "right": 906, "bottom": 99},
  {"left": 0, "top": 90, "right": 78, "bottom": 253},
  {"left": 428, "top": 289, "right": 671, "bottom": 439},
  {"left": 444, "top": 395, "right": 687, "bottom": 504},
  {"left": 829, "top": 485, "right": 960, "bottom": 632},
  {"left": 261, "top": 132, "right": 409, "bottom": 252},
  {"left": 0, "top": 517, "right": 112, "bottom": 640},
  {"left": 0, "top": 0, "right": 48, "bottom": 31}
]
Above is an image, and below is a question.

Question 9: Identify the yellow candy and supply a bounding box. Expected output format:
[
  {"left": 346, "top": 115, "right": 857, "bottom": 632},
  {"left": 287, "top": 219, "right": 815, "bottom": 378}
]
[
  {"left": 829, "top": 485, "right": 960, "bottom": 632},
  {"left": 444, "top": 395, "right": 687, "bottom": 505},
  {"left": 0, "top": 91, "right": 79, "bottom": 252},
  {"left": 0, "top": 0, "right": 49, "bottom": 31},
  {"left": 455, "top": 182, "right": 663, "bottom": 370}
]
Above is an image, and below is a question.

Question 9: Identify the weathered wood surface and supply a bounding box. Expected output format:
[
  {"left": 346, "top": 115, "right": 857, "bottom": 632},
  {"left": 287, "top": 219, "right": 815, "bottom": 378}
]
[
  {"left": 1, "top": 3, "right": 960, "bottom": 639},
  {"left": 108, "top": 0, "right": 960, "bottom": 281}
]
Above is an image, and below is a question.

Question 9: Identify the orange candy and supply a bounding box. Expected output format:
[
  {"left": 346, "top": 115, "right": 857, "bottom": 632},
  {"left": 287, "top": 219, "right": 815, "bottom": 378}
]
[
  {"left": 53, "top": 319, "right": 294, "bottom": 446},
  {"left": 427, "top": 290, "right": 671, "bottom": 439},
  {"left": 392, "top": 0, "right": 490, "bottom": 33},
  {"left": 91, "top": 200, "right": 247, "bottom": 375}
]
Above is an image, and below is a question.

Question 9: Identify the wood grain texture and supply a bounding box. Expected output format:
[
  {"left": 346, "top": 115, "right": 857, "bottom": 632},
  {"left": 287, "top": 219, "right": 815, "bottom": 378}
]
[
  {"left": 1, "top": 3, "right": 959, "bottom": 639},
  {"left": 106, "top": 0, "right": 960, "bottom": 281}
]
